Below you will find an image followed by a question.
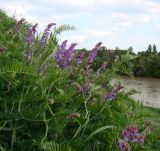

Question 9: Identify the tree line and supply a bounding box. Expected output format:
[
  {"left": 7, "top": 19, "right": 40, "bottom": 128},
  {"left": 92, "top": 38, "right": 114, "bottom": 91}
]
[{"left": 76, "top": 44, "right": 160, "bottom": 78}]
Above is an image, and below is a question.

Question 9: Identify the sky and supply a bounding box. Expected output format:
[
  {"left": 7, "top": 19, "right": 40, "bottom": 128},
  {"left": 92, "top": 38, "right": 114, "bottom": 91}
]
[{"left": 1, "top": 0, "right": 160, "bottom": 52}]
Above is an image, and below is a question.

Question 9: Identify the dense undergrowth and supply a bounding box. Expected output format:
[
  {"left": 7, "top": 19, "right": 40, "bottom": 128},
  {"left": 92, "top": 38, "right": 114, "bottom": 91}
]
[{"left": 0, "top": 10, "right": 160, "bottom": 151}]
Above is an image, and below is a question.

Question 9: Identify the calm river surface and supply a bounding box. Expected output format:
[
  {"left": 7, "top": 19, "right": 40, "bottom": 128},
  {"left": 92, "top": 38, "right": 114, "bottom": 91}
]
[{"left": 117, "top": 76, "right": 160, "bottom": 108}]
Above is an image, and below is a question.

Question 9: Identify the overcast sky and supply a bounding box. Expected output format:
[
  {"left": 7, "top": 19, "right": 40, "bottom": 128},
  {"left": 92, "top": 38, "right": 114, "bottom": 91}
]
[{"left": 1, "top": 0, "right": 160, "bottom": 52}]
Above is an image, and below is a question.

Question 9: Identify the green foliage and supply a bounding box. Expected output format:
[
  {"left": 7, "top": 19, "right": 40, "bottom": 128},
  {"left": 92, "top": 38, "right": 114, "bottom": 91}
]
[
  {"left": 41, "top": 141, "right": 72, "bottom": 151},
  {"left": 0, "top": 10, "right": 160, "bottom": 151}
]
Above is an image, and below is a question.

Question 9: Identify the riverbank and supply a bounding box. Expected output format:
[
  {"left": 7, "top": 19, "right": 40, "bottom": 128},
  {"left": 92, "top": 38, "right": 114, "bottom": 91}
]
[{"left": 116, "top": 75, "right": 160, "bottom": 108}]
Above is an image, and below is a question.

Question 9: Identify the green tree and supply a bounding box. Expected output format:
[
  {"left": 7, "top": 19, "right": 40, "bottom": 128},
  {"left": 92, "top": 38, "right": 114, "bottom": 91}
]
[
  {"left": 127, "top": 46, "right": 133, "bottom": 52},
  {"left": 147, "top": 44, "right": 152, "bottom": 53},
  {"left": 153, "top": 44, "right": 157, "bottom": 53}
]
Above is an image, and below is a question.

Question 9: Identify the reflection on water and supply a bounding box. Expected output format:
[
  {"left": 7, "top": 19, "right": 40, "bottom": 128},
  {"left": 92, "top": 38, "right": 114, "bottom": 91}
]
[{"left": 117, "top": 76, "right": 160, "bottom": 108}]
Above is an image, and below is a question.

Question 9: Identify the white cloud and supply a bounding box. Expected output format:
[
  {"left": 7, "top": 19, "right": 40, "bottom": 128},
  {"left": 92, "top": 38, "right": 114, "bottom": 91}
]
[
  {"left": 156, "top": 24, "right": 160, "bottom": 31},
  {"left": 0, "top": 0, "right": 160, "bottom": 51},
  {"left": 1, "top": 3, "right": 37, "bottom": 22},
  {"left": 139, "top": 15, "right": 150, "bottom": 24},
  {"left": 118, "top": 21, "right": 132, "bottom": 27},
  {"left": 88, "top": 30, "right": 114, "bottom": 39}
]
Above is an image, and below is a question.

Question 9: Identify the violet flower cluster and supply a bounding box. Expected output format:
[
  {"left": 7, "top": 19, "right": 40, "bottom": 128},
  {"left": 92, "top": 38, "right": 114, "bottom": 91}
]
[
  {"left": 54, "top": 40, "right": 77, "bottom": 69},
  {"left": 88, "top": 42, "right": 102, "bottom": 63},
  {"left": 118, "top": 124, "right": 145, "bottom": 151},
  {"left": 105, "top": 87, "right": 116, "bottom": 101},
  {"left": 81, "top": 79, "right": 90, "bottom": 94},
  {"left": 40, "top": 23, "right": 56, "bottom": 46},
  {"left": 75, "top": 52, "right": 84, "bottom": 66},
  {"left": 121, "top": 124, "right": 145, "bottom": 143},
  {"left": 104, "top": 84, "right": 123, "bottom": 101},
  {"left": 84, "top": 42, "right": 102, "bottom": 77},
  {"left": 26, "top": 23, "right": 38, "bottom": 45}
]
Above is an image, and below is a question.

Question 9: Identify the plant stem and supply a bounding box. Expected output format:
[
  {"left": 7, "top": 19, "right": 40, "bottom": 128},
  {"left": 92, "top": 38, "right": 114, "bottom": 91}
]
[{"left": 41, "top": 113, "right": 49, "bottom": 144}]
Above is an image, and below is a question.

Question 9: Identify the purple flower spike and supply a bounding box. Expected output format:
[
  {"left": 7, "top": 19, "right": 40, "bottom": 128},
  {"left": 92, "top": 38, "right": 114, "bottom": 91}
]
[
  {"left": 75, "top": 52, "right": 84, "bottom": 66},
  {"left": 81, "top": 79, "right": 90, "bottom": 93},
  {"left": 88, "top": 42, "right": 102, "bottom": 63},
  {"left": 60, "top": 40, "right": 68, "bottom": 50},
  {"left": 105, "top": 87, "right": 116, "bottom": 101},
  {"left": 40, "top": 23, "right": 56, "bottom": 46},
  {"left": 68, "top": 43, "right": 77, "bottom": 57},
  {"left": 54, "top": 41, "right": 77, "bottom": 69},
  {"left": 26, "top": 23, "right": 38, "bottom": 45},
  {"left": 84, "top": 64, "right": 90, "bottom": 77}
]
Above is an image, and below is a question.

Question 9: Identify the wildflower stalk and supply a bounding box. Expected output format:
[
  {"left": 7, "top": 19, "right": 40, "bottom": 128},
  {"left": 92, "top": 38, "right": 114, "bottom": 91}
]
[
  {"left": 41, "top": 112, "right": 49, "bottom": 144},
  {"left": 73, "top": 91, "right": 92, "bottom": 138},
  {"left": 47, "top": 104, "right": 57, "bottom": 124}
]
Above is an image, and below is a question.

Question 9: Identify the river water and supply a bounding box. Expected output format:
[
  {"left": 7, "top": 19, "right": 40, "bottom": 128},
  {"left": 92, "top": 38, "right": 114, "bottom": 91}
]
[{"left": 115, "top": 76, "right": 160, "bottom": 108}]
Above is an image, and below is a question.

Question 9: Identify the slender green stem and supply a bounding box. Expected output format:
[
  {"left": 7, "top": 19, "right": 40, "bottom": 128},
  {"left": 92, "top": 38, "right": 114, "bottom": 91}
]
[
  {"left": 18, "top": 87, "right": 24, "bottom": 112},
  {"left": 20, "top": 111, "right": 45, "bottom": 122},
  {"left": 47, "top": 104, "right": 57, "bottom": 123},
  {"left": 11, "top": 121, "right": 16, "bottom": 151},
  {"left": 41, "top": 113, "right": 49, "bottom": 144},
  {"left": 73, "top": 92, "right": 92, "bottom": 138},
  {"left": 0, "top": 121, "right": 7, "bottom": 132},
  {"left": 84, "top": 92, "right": 92, "bottom": 118}
]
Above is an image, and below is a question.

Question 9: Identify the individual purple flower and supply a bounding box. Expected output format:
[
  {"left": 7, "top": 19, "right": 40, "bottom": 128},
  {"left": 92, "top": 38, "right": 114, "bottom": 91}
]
[
  {"left": 138, "top": 135, "right": 145, "bottom": 144},
  {"left": 105, "top": 87, "right": 116, "bottom": 101},
  {"left": 101, "top": 82, "right": 107, "bottom": 88},
  {"left": 75, "top": 52, "right": 84, "bottom": 66},
  {"left": 122, "top": 129, "right": 130, "bottom": 141},
  {"left": 81, "top": 79, "right": 90, "bottom": 93},
  {"left": 26, "top": 23, "right": 38, "bottom": 45},
  {"left": 84, "top": 64, "right": 90, "bottom": 77},
  {"left": 130, "top": 134, "right": 138, "bottom": 143},
  {"left": 40, "top": 23, "right": 56, "bottom": 46},
  {"left": 101, "top": 61, "right": 108, "bottom": 70},
  {"left": 54, "top": 40, "right": 77, "bottom": 69},
  {"left": 118, "top": 140, "right": 131, "bottom": 151},
  {"left": 96, "top": 62, "right": 108, "bottom": 75},
  {"left": 38, "top": 64, "right": 46, "bottom": 74},
  {"left": 128, "top": 124, "right": 138, "bottom": 135},
  {"left": 88, "top": 42, "right": 102, "bottom": 63},
  {"left": 15, "top": 18, "right": 25, "bottom": 33}
]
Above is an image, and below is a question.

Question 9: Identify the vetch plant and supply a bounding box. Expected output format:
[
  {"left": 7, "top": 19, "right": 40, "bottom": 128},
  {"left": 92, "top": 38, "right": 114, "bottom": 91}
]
[
  {"left": 1, "top": 10, "right": 158, "bottom": 151},
  {"left": 54, "top": 40, "right": 77, "bottom": 69},
  {"left": 40, "top": 23, "right": 56, "bottom": 46}
]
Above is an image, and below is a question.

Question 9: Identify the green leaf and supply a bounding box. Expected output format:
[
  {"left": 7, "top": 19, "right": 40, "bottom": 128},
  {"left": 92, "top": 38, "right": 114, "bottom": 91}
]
[{"left": 85, "top": 125, "right": 116, "bottom": 142}]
